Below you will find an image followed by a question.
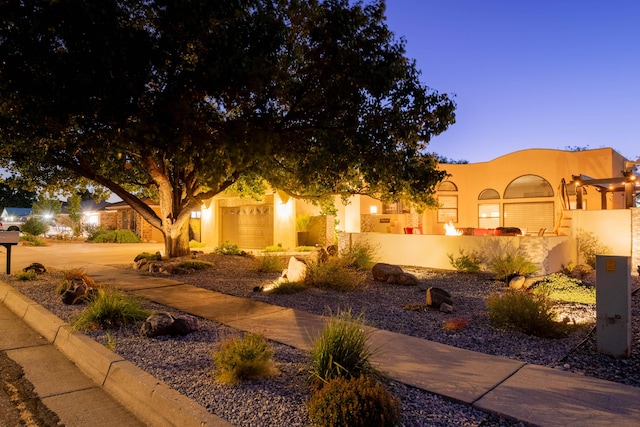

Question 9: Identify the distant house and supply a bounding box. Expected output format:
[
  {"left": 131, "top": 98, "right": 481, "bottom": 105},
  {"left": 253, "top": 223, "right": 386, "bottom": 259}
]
[
  {"left": 103, "top": 198, "right": 164, "bottom": 243},
  {"left": 0, "top": 207, "right": 32, "bottom": 222}
]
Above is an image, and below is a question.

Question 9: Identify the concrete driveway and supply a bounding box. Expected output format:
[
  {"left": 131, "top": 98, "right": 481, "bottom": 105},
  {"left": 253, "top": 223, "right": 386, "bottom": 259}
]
[{"left": 0, "top": 242, "right": 166, "bottom": 274}]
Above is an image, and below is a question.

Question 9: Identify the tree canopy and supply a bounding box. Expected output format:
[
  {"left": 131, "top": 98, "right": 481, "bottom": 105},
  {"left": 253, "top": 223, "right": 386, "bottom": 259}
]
[{"left": 0, "top": 0, "right": 455, "bottom": 257}]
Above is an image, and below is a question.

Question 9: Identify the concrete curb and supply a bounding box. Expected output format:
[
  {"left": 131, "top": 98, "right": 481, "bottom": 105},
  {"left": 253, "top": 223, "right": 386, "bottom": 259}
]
[{"left": 0, "top": 281, "right": 232, "bottom": 427}]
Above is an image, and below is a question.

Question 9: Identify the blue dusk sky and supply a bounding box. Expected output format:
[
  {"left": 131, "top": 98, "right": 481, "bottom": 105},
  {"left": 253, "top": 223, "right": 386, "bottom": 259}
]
[{"left": 383, "top": 0, "right": 640, "bottom": 164}]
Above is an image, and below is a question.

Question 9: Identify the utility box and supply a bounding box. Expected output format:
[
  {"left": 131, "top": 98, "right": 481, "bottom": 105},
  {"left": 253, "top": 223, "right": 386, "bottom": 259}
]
[{"left": 595, "top": 255, "right": 631, "bottom": 358}]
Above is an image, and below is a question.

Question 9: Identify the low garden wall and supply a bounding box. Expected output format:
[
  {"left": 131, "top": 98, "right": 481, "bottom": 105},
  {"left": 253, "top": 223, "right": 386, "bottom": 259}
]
[{"left": 338, "top": 232, "right": 571, "bottom": 276}]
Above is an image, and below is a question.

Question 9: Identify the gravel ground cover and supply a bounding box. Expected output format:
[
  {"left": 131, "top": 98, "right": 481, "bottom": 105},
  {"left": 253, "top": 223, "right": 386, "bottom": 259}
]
[{"left": 7, "top": 253, "right": 640, "bottom": 426}]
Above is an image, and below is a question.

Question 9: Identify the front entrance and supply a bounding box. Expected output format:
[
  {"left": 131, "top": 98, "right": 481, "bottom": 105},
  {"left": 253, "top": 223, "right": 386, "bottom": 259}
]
[{"left": 221, "top": 205, "right": 273, "bottom": 249}]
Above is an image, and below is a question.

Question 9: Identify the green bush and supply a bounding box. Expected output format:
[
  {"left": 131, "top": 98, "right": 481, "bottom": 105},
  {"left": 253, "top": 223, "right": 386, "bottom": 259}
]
[
  {"left": 447, "top": 248, "right": 482, "bottom": 273},
  {"left": 266, "top": 280, "right": 307, "bottom": 294},
  {"left": 253, "top": 255, "right": 286, "bottom": 273},
  {"left": 214, "top": 241, "right": 242, "bottom": 255},
  {"left": 262, "top": 245, "right": 288, "bottom": 252},
  {"left": 487, "top": 290, "right": 562, "bottom": 338},
  {"left": 532, "top": 273, "right": 595, "bottom": 304},
  {"left": 19, "top": 234, "right": 47, "bottom": 246},
  {"left": 189, "top": 240, "right": 206, "bottom": 248},
  {"left": 308, "top": 310, "right": 382, "bottom": 389},
  {"left": 133, "top": 252, "right": 162, "bottom": 262},
  {"left": 71, "top": 288, "right": 151, "bottom": 330},
  {"left": 341, "top": 240, "right": 378, "bottom": 270},
  {"left": 293, "top": 246, "right": 316, "bottom": 252},
  {"left": 480, "top": 238, "right": 537, "bottom": 280},
  {"left": 307, "top": 375, "right": 400, "bottom": 427},
  {"left": 576, "top": 229, "right": 612, "bottom": 268},
  {"left": 211, "top": 333, "right": 278, "bottom": 384},
  {"left": 21, "top": 217, "right": 49, "bottom": 236},
  {"left": 88, "top": 229, "right": 141, "bottom": 243},
  {"left": 14, "top": 270, "right": 37, "bottom": 281},
  {"left": 176, "top": 260, "right": 214, "bottom": 270},
  {"left": 305, "top": 258, "right": 367, "bottom": 291}
]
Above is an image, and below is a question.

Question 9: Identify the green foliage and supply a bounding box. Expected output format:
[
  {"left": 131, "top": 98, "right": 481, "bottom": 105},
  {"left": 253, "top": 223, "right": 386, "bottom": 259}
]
[
  {"left": 14, "top": 270, "right": 37, "bottom": 281},
  {"left": 480, "top": 238, "right": 537, "bottom": 280},
  {"left": 262, "top": 245, "right": 288, "bottom": 252},
  {"left": 104, "top": 332, "right": 117, "bottom": 351},
  {"left": 308, "top": 310, "right": 382, "bottom": 389},
  {"left": 189, "top": 240, "right": 206, "bottom": 248},
  {"left": 176, "top": 260, "right": 214, "bottom": 270},
  {"left": 133, "top": 252, "right": 162, "bottom": 262},
  {"left": 305, "top": 258, "right": 367, "bottom": 291},
  {"left": 88, "top": 229, "right": 141, "bottom": 243},
  {"left": 253, "top": 255, "right": 286, "bottom": 273},
  {"left": 487, "top": 290, "right": 563, "bottom": 338},
  {"left": 576, "top": 229, "right": 612, "bottom": 268},
  {"left": 296, "top": 214, "right": 312, "bottom": 232},
  {"left": 21, "top": 216, "right": 49, "bottom": 236},
  {"left": 307, "top": 375, "right": 400, "bottom": 427},
  {"left": 19, "top": 233, "right": 46, "bottom": 246},
  {"left": 341, "top": 240, "right": 378, "bottom": 270},
  {"left": 211, "top": 333, "right": 278, "bottom": 384},
  {"left": 447, "top": 248, "right": 482, "bottom": 273},
  {"left": 214, "top": 241, "right": 242, "bottom": 256},
  {"left": 31, "top": 198, "right": 62, "bottom": 222},
  {"left": 532, "top": 273, "right": 595, "bottom": 304},
  {"left": 294, "top": 246, "right": 316, "bottom": 252},
  {"left": 266, "top": 280, "right": 307, "bottom": 294},
  {"left": 71, "top": 288, "right": 151, "bottom": 330}
]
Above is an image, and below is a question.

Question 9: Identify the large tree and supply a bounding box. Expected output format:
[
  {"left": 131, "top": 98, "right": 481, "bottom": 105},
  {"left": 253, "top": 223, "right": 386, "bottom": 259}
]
[{"left": 0, "top": 0, "right": 455, "bottom": 257}]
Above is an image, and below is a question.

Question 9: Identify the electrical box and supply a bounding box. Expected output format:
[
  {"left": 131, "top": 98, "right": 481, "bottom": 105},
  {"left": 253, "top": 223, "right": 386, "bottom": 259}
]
[{"left": 595, "top": 255, "right": 631, "bottom": 358}]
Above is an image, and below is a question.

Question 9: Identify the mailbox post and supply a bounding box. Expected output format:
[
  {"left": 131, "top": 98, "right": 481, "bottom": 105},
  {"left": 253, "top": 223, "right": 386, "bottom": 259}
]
[{"left": 0, "top": 231, "right": 20, "bottom": 274}]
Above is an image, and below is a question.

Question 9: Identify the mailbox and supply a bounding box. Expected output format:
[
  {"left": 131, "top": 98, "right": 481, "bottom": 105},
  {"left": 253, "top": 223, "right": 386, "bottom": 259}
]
[{"left": 0, "top": 231, "right": 20, "bottom": 244}]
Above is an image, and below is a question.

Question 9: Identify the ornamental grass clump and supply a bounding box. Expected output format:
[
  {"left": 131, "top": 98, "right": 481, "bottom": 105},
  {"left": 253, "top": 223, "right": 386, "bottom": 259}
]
[
  {"left": 305, "top": 258, "right": 367, "bottom": 291},
  {"left": 211, "top": 333, "right": 279, "bottom": 384},
  {"left": 71, "top": 288, "right": 151, "bottom": 331},
  {"left": 308, "top": 310, "right": 382, "bottom": 390},
  {"left": 214, "top": 241, "right": 242, "bottom": 255},
  {"left": 341, "top": 240, "right": 378, "bottom": 270},
  {"left": 447, "top": 248, "right": 482, "bottom": 273},
  {"left": 487, "top": 290, "right": 563, "bottom": 338},
  {"left": 480, "top": 238, "right": 537, "bottom": 280},
  {"left": 307, "top": 375, "right": 400, "bottom": 427},
  {"left": 14, "top": 269, "right": 37, "bottom": 281},
  {"left": 253, "top": 254, "right": 287, "bottom": 273},
  {"left": 56, "top": 268, "right": 97, "bottom": 294}
]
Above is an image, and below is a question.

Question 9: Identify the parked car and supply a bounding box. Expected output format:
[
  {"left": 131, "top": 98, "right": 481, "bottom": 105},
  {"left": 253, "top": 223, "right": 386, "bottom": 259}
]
[{"left": 0, "top": 221, "right": 23, "bottom": 232}]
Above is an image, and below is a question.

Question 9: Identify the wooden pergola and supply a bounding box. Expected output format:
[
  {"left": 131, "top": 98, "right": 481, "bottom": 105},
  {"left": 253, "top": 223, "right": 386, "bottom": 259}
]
[{"left": 570, "top": 173, "right": 638, "bottom": 209}]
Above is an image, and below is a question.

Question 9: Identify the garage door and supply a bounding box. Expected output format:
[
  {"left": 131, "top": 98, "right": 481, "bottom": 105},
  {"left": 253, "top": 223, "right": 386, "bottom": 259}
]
[
  {"left": 503, "top": 202, "right": 554, "bottom": 232},
  {"left": 221, "top": 205, "right": 273, "bottom": 249}
]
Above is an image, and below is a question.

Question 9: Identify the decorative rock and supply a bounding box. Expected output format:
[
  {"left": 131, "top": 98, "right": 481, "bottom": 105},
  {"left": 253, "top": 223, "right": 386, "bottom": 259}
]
[
  {"left": 371, "top": 263, "right": 404, "bottom": 282},
  {"left": 23, "top": 262, "right": 47, "bottom": 274},
  {"left": 426, "top": 287, "right": 453, "bottom": 309},
  {"left": 61, "top": 278, "right": 93, "bottom": 305},
  {"left": 439, "top": 302, "right": 454, "bottom": 314},
  {"left": 395, "top": 272, "right": 420, "bottom": 286},
  {"left": 141, "top": 312, "right": 199, "bottom": 337},
  {"left": 509, "top": 275, "right": 526, "bottom": 290},
  {"left": 309, "top": 247, "right": 329, "bottom": 264},
  {"left": 283, "top": 257, "right": 308, "bottom": 283}
]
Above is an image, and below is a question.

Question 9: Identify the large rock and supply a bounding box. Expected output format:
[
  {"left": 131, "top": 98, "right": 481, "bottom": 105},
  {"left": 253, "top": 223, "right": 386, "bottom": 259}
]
[
  {"left": 282, "top": 256, "right": 309, "bottom": 283},
  {"left": 371, "top": 263, "right": 419, "bottom": 285},
  {"left": 509, "top": 275, "right": 526, "bottom": 290},
  {"left": 309, "top": 247, "right": 329, "bottom": 264},
  {"left": 61, "top": 278, "right": 96, "bottom": 305},
  {"left": 426, "top": 287, "right": 453, "bottom": 309},
  {"left": 141, "top": 312, "right": 199, "bottom": 337},
  {"left": 23, "top": 262, "right": 46, "bottom": 274}
]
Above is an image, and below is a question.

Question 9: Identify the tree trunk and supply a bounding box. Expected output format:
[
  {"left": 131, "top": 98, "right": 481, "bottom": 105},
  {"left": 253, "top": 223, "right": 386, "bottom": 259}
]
[{"left": 164, "top": 220, "right": 191, "bottom": 258}]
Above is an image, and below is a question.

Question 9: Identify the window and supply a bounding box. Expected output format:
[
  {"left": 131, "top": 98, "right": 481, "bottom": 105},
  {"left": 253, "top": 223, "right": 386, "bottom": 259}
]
[
  {"left": 438, "top": 181, "right": 458, "bottom": 191},
  {"left": 382, "top": 202, "right": 409, "bottom": 214},
  {"left": 504, "top": 202, "right": 554, "bottom": 231},
  {"left": 504, "top": 175, "right": 553, "bottom": 198},
  {"left": 478, "top": 188, "right": 500, "bottom": 200},
  {"left": 478, "top": 203, "right": 500, "bottom": 228},
  {"left": 437, "top": 195, "right": 458, "bottom": 223}
]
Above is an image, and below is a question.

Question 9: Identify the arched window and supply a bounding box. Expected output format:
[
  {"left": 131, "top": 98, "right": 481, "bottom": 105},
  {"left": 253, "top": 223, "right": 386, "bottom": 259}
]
[
  {"left": 478, "top": 188, "right": 500, "bottom": 200},
  {"left": 438, "top": 181, "right": 458, "bottom": 191},
  {"left": 504, "top": 175, "right": 553, "bottom": 199}
]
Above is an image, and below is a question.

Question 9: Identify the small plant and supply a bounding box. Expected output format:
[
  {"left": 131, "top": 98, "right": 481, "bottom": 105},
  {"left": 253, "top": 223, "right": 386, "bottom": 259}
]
[
  {"left": 443, "top": 317, "right": 470, "bottom": 331},
  {"left": 134, "top": 252, "right": 162, "bottom": 262},
  {"left": 253, "top": 255, "right": 286, "bottom": 273},
  {"left": 88, "top": 229, "right": 141, "bottom": 243},
  {"left": 56, "top": 268, "right": 97, "bottom": 294},
  {"left": 176, "top": 260, "right": 215, "bottom": 270},
  {"left": 307, "top": 375, "right": 400, "bottom": 427},
  {"left": 211, "top": 333, "right": 279, "bottom": 384},
  {"left": 21, "top": 216, "right": 49, "bottom": 236},
  {"left": 266, "top": 280, "right": 307, "bottom": 294},
  {"left": 296, "top": 214, "right": 312, "bottom": 232},
  {"left": 214, "top": 241, "right": 242, "bottom": 255},
  {"left": 15, "top": 270, "right": 38, "bottom": 281},
  {"left": 262, "top": 245, "right": 288, "bottom": 252},
  {"left": 341, "top": 240, "right": 378, "bottom": 270},
  {"left": 308, "top": 310, "right": 382, "bottom": 389},
  {"left": 576, "top": 229, "right": 612, "bottom": 268},
  {"left": 447, "top": 248, "right": 482, "bottom": 273},
  {"left": 71, "top": 288, "right": 151, "bottom": 330},
  {"left": 305, "top": 258, "right": 367, "bottom": 291},
  {"left": 189, "top": 240, "right": 206, "bottom": 248},
  {"left": 19, "top": 233, "right": 47, "bottom": 246},
  {"left": 104, "top": 332, "right": 117, "bottom": 351},
  {"left": 487, "top": 290, "right": 562, "bottom": 338},
  {"left": 480, "top": 238, "right": 537, "bottom": 280},
  {"left": 293, "top": 246, "right": 316, "bottom": 252},
  {"left": 532, "top": 273, "right": 595, "bottom": 304}
]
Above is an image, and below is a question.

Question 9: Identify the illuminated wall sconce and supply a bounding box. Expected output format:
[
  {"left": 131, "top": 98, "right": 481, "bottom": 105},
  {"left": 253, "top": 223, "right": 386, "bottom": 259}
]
[{"left": 369, "top": 205, "right": 378, "bottom": 214}]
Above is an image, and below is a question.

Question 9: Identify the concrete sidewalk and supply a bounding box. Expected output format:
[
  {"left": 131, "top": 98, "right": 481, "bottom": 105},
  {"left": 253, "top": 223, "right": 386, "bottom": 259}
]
[{"left": 3, "top": 263, "right": 640, "bottom": 426}]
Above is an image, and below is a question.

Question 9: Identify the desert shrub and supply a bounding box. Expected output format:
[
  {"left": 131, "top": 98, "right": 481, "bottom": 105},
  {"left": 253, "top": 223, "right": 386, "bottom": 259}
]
[
  {"left": 21, "top": 217, "right": 48, "bottom": 236},
  {"left": 576, "top": 229, "right": 612, "bottom": 268},
  {"left": 177, "top": 260, "right": 214, "bottom": 270},
  {"left": 307, "top": 375, "right": 400, "bottom": 427},
  {"left": 56, "top": 268, "right": 97, "bottom": 294},
  {"left": 15, "top": 270, "right": 37, "bottom": 281},
  {"left": 88, "top": 229, "right": 141, "bottom": 243},
  {"left": 71, "top": 288, "right": 151, "bottom": 330},
  {"left": 341, "top": 240, "right": 378, "bottom": 270},
  {"left": 253, "top": 255, "right": 286, "bottom": 273},
  {"left": 309, "top": 310, "right": 382, "bottom": 389},
  {"left": 487, "top": 290, "right": 562, "bottom": 338},
  {"left": 532, "top": 273, "right": 595, "bottom": 304},
  {"left": 19, "top": 234, "right": 47, "bottom": 246},
  {"left": 211, "top": 333, "right": 278, "bottom": 384},
  {"left": 480, "top": 238, "right": 537, "bottom": 280},
  {"left": 214, "top": 241, "right": 242, "bottom": 255},
  {"left": 447, "top": 248, "right": 482, "bottom": 273},
  {"left": 266, "top": 281, "right": 307, "bottom": 294},
  {"left": 305, "top": 258, "right": 367, "bottom": 291}
]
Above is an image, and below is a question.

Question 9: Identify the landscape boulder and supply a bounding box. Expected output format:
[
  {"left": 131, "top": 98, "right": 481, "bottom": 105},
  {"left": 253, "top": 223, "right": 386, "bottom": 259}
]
[
  {"left": 426, "top": 287, "right": 453, "bottom": 309},
  {"left": 23, "top": 262, "right": 46, "bottom": 274},
  {"left": 508, "top": 275, "right": 526, "bottom": 290},
  {"left": 141, "top": 312, "right": 199, "bottom": 337},
  {"left": 61, "top": 277, "right": 96, "bottom": 305},
  {"left": 371, "top": 263, "right": 419, "bottom": 285},
  {"left": 281, "top": 256, "right": 309, "bottom": 283}
]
